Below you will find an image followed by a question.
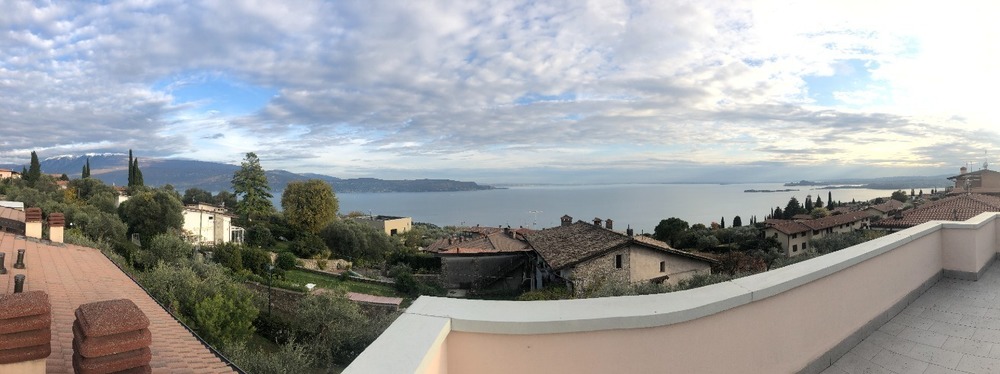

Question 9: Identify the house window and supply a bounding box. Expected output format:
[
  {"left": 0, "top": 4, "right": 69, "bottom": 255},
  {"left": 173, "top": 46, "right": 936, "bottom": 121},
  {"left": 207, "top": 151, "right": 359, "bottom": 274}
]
[
  {"left": 813, "top": 230, "right": 819, "bottom": 235},
  {"left": 792, "top": 233, "right": 797, "bottom": 238},
  {"left": 793, "top": 244, "right": 798, "bottom": 251},
  {"left": 615, "top": 254, "right": 623, "bottom": 269},
  {"left": 660, "top": 261, "right": 666, "bottom": 273},
  {"left": 803, "top": 242, "right": 808, "bottom": 249},
  {"left": 390, "top": 228, "right": 398, "bottom": 236}
]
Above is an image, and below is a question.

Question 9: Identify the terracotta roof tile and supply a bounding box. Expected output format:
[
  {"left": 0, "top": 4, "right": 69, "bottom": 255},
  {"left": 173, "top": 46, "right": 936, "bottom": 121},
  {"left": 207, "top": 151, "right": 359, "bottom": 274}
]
[
  {"left": 75, "top": 299, "right": 149, "bottom": 337},
  {"left": 874, "top": 193, "right": 1000, "bottom": 229},
  {"left": 0, "top": 327, "right": 50, "bottom": 351},
  {"left": 0, "top": 344, "right": 51, "bottom": 365},
  {"left": 0, "top": 313, "right": 51, "bottom": 335},
  {"left": 73, "top": 321, "right": 152, "bottom": 358},
  {"left": 0, "top": 232, "right": 235, "bottom": 373},
  {"left": 765, "top": 212, "right": 871, "bottom": 235},
  {"left": 0, "top": 290, "right": 50, "bottom": 319},
  {"left": 867, "top": 199, "right": 905, "bottom": 213},
  {"left": 72, "top": 347, "right": 151, "bottom": 374}
]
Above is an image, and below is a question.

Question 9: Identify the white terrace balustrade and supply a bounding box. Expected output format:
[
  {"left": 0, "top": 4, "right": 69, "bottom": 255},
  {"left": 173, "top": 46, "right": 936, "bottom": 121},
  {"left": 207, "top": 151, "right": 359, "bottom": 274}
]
[{"left": 346, "top": 213, "right": 1000, "bottom": 374}]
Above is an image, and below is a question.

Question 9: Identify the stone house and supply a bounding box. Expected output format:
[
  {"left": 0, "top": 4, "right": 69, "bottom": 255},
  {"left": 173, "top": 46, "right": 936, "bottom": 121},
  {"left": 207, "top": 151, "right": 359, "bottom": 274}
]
[
  {"left": 426, "top": 227, "right": 534, "bottom": 295},
  {"left": 525, "top": 219, "right": 716, "bottom": 294},
  {"left": 762, "top": 212, "right": 871, "bottom": 256}
]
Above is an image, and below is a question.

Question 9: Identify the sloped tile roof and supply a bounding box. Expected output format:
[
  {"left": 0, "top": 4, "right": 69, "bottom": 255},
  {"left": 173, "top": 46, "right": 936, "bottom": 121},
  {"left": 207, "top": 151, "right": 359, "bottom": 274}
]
[
  {"left": 765, "top": 212, "right": 870, "bottom": 235},
  {"left": 525, "top": 222, "right": 715, "bottom": 270},
  {"left": 427, "top": 229, "right": 533, "bottom": 255},
  {"left": 0, "top": 232, "right": 235, "bottom": 373},
  {"left": 873, "top": 193, "right": 1000, "bottom": 229},
  {"left": 866, "top": 199, "right": 904, "bottom": 213}
]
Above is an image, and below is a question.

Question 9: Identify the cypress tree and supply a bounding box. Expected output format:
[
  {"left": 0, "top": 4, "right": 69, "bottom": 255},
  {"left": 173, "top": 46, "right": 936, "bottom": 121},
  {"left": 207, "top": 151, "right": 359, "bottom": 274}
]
[
  {"left": 27, "top": 151, "right": 41, "bottom": 186},
  {"left": 128, "top": 149, "right": 134, "bottom": 186},
  {"left": 828, "top": 191, "right": 833, "bottom": 208},
  {"left": 733, "top": 216, "right": 742, "bottom": 227},
  {"left": 133, "top": 158, "right": 144, "bottom": 186},
  {"left": 804, "top": 195, "right": 813, "bottom": 212},
  {"left": 720, "top": 217, "right": 725, "bottom": 229},
  {"left": 82, "top": 157, "right": 91, "bottom": 178}
]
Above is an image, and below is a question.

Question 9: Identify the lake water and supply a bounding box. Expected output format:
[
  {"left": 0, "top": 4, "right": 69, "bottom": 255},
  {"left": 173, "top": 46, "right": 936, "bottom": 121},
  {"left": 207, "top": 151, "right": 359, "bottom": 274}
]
[{"left": 333, "top": 183, "right": 923, "bottom": 234}]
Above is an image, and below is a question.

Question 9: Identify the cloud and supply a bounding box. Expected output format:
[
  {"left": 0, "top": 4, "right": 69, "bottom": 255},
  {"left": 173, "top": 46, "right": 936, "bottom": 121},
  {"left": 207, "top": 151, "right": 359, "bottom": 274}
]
[{"left": 1, "top": 0, "right": 998, "bottom": 181}]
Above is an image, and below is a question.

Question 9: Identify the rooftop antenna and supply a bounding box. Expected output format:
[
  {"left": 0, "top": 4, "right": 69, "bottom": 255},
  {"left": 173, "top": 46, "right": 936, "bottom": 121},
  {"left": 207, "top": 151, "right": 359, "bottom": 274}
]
[{"left": 528, "top": 210, "right": 542, "bottom": 228}]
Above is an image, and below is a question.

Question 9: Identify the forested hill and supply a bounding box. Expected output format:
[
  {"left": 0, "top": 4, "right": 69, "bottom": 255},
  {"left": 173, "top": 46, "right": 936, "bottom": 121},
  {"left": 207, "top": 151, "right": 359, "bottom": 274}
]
[{"left": 2, "top": 154, "right": 495, "bottom": 193}]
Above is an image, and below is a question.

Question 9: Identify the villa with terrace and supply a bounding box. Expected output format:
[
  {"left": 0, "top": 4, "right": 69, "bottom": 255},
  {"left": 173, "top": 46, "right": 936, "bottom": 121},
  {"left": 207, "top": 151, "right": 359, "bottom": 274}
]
[{"left": 346, "top": 210, "right": 1000, "bottom": 373}]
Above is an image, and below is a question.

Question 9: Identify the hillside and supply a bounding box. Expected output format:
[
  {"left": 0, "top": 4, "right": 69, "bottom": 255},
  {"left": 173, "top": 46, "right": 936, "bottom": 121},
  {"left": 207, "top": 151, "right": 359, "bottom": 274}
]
[{"left": 2, "top": 154, "right": 495, "bottom": 193}]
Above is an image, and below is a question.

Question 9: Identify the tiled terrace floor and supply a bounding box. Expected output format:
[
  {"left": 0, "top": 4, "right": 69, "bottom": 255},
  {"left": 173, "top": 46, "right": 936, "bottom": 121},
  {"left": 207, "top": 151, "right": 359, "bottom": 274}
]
[{"left": 824, "top": 261, "right": 1000, "bottom": 374}]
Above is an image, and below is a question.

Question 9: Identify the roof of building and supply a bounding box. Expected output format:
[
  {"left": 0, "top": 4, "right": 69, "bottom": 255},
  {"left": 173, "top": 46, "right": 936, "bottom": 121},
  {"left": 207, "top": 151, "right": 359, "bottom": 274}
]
[
  {"left": 0, "top": 206, "right": 26, "bottom": 223},
  {"left": 946, "top": 168, "right": 1000, "bottom": 180},
  {"left": 764, "top": 211, "right": 871, "bottom": 235},
  {"left": 346, "top": 292, "right": 403, "bottom": 307},
  {"left": 865, "top": 199, "right": 905, "bottom": 213},
  {"left": 428, "top": 229, "right": 533, "bottom": 255},
  {"left": 0, "top": 232, "right": 235, "bottom": 373},
  {"left": 873, "top": 193, "right": 1000, "bottom": 229},
  {"left": 524, "top": 221, "right": 715, "bottom": 270}
]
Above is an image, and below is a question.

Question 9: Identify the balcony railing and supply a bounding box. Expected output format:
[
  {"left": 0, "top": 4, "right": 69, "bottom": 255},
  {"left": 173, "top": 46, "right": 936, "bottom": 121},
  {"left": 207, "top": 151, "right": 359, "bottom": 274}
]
[{"left": 345, "top": 213, "right": 1000, "bottom": 374}]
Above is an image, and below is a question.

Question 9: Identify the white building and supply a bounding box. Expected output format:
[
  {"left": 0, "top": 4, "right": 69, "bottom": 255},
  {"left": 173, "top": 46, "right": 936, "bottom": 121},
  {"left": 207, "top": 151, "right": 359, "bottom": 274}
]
[{"left": 181, "top": 203, "right": 244, "bottom": 245}]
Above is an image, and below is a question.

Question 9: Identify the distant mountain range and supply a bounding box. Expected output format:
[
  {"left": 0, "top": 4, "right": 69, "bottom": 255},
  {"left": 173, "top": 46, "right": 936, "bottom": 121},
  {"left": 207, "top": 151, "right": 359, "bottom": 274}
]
[
  {"left": 784, "top": 175, "right": 953, "bottom": 190},
  {"left": 1, "top": 154, "right": 495, "bottom": 193}
]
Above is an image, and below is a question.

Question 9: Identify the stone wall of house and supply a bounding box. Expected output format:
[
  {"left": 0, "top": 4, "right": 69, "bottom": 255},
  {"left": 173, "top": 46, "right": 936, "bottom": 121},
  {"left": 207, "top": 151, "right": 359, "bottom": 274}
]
[
  {"left": 568, "top": 248, "right": 629, "bottom": 294},
  {"left": 440, "top": 254, "right": 525, "bottom": 292},
  {"left": 628, "top": 245, "right": 711, "bottom": 286}
]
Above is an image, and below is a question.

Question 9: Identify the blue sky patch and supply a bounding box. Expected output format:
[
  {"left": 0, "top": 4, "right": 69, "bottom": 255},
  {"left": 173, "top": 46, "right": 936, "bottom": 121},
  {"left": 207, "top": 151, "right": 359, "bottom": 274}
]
[
  {"left": 154, "top": 73, "right": 277, "bottom": 115},
  {"left": 514, "top": 91, "right": 577, "bottom": 105},
  {"left": 803, "top": 59, "right": 876, "bottom": 106}
]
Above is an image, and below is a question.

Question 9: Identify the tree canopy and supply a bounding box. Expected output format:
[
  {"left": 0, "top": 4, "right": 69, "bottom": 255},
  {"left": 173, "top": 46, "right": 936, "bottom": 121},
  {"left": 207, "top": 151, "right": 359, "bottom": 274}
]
[
  {"left": 232, "top": 152, "right": 274, "bottom": 223},
  {"left": 653, "top": 217, "right": 689, "bottom": 247},
  {"left": 282, "top": 179, "right": 339, "bottom": 234},
  {"left": 118, "top": 188, "right": 184, "bottom": 244}
]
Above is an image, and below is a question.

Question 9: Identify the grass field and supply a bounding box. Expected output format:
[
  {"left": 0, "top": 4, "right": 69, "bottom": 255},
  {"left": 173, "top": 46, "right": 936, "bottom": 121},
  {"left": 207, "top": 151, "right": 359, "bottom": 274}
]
[{"left": 284, "top": 269, "right": 401, "bottom": 298}]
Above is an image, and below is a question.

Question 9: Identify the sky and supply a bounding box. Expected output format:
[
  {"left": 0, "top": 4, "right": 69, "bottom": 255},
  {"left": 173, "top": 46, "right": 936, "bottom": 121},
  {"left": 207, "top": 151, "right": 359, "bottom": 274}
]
[{"left": 2, "top": 0, "right": 999, "bottom": 184}]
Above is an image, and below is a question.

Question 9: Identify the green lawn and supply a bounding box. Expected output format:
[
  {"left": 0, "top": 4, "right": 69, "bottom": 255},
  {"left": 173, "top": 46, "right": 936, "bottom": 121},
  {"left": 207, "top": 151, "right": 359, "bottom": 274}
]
[{"left": 284, "top": 269, "right": 402, "bottom": 298}]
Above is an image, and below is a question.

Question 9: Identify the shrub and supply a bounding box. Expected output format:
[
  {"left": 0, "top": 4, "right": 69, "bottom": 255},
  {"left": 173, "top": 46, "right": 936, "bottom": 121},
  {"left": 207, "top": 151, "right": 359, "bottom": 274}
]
[
  {"left": 518, "top": 285, "right": 572, "bottom": 300},
  {"left": 194, "top": 293, "right": 258, "bottom": 346},
  {"left": 246, "top": 224, "right": 275, "bottom": 248},
  {"left": 290, "top": 233, "right": 328, "bottom": 258},
  {"left": 143, "top": 234, "right": 192, "bottom": 267},
  {"left": 224, "top": 341, "right": 315, "bottom": 374},
  {"left": 241, "top": 247, "right": 273, "bottom": 275},
  {"left": 275, "top": 252, "right": 297, "bottom": 270}
]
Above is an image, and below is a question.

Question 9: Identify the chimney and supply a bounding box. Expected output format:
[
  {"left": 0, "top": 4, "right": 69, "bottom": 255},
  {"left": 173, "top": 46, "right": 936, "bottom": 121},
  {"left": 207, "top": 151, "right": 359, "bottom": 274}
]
[
  {"left": 72, "top": 299, "right": 152, "bottom": 373},
  {"left": 0, "top": 291, "right": 52, "bottom": 373},
  {"left": 560, "top": 215, "right": 572, "bottom": 227},
  {"left": 25, "top": 208, "right": 42, "bottom": 240},
  {"left": 593, "top": 217, "right": 602, "bottom": 226},
  {"left": 47, "top": 213, "right": 65, "bottom": 244},
  {"left": 605, "top": 218, "right": 613, "bottom": 230}
]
